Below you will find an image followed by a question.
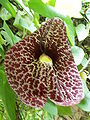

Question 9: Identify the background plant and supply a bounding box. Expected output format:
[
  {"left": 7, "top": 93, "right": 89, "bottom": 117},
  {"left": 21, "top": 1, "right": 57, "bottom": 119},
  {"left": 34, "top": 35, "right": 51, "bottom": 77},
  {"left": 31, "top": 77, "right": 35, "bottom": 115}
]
[{"left": 0, "top": 0, "right": 90, "bottom": 120}]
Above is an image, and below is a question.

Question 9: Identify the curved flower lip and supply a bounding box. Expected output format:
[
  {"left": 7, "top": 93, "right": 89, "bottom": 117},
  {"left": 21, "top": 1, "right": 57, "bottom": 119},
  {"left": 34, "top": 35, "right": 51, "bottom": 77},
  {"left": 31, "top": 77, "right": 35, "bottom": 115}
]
[{"left": 4, "top": 18, "right": 84, "bottom": 108}]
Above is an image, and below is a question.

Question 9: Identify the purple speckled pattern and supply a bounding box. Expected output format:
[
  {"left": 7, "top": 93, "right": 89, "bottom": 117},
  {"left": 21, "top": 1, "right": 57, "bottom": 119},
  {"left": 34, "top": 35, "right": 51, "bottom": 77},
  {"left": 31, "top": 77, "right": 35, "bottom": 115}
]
[{"left": 4, "top": 18, "right": 84, "bottom": 108}]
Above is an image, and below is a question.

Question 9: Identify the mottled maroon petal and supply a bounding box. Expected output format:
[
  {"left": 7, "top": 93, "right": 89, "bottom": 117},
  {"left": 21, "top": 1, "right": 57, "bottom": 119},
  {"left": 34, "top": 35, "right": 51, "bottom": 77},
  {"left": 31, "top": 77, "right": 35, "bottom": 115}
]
[
  {"left": 40, "top": 18, "right": 84, "bottom": 106},
  {"left": 4, "top": 18, "right": 84, "bottom": 108},
  {"left": 4, "top": 36, "right": 48, "bottom": 108}
]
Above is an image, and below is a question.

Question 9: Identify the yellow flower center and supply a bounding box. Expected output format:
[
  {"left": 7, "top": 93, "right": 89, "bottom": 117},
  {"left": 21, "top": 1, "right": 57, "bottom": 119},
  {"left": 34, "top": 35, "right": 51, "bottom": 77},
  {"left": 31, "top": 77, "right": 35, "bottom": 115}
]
[{"left": 39, "top": 54, "right": 53, "bottom": 65}]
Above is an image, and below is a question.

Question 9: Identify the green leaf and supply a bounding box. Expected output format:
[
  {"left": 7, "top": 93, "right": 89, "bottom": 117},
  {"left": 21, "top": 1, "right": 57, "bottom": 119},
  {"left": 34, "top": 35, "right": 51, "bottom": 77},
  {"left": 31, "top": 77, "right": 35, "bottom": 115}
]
[
  {"left": 0, "top": 34, "right": 6, "bottom": 45},
  {"left": 0, "top": 7, "right": 12, "bottom": 20},
  {"left": 65, "top": 16, "right": 76, "bottom": 46},
  {"left": 15, "top": 0, "right": 33, "bottom": 17},
  {"left": 0, "top": 0, "right": 16, "bottom": 17},
  {"left": 0, "top": 45, "right": 4, "bottom": 58},
  {"left": 0, "top": 44, "right": 4, "bottom": 51},
  {"left": 82, "top": 80, "right": 89, "bottom": 95},
  {"left": 0, "top": 70, "right": 16, "bottom": 120},
  {"left": 0, "top": 63, "right": 4, "bottom": 71},
  {"left": 43, "top": 99, "right": 58, "bottom": 116},
  {"left": 78, "top": 93, "right": 90, "bottom": 112},
  {"left": 77, "top": 64, "right": 83, "bottom": 71},
  {"left": 47, "top": 0, "right": 56, "bottom": 7},
  {"left": 0, "top": 39, "right": 4, "bottom": 58},
  {"left": 57, "top": 106, "right": 72, "bottom": 116},
  {"left": 1, "top": 31, "right": 13, "bottom": 46},
  {"left": 13, "top": 11, "right": 23, "bottom": 30},
  {"left": 81, "top": 57, "right": 88, "bottom": 67},
  {"left": 46, "top": 113, "right": 53, "bottom": 120},
  {"left": 22, "top": 0, "right": 29, "bottom": 7},
  {"left": 20, "top": 19, "right": 36, "bottom": 32},
  {"left": 33, "top": 12, "right": 40, "bottom": 28},
  {"left": 79, "top": 58, "right": 90, "bottom": 73},
  {"left": 86, "top": 22, "right": 90, "bottom": 33},
  {"left": 76, "top": 24, "right": 89, "bottom": 41},
  {"left": 3, "top": 21, "right": 15, "bottom": 44},
  {"left": 13, "top": 10, "right": 36, "bottom": 32},
  {"left": 28, "top": 0, "right": 65, "bottom": 20},
  {"left": 86, "top": 8, "right": 90, "bottom": 21},
  {"left": 77, "top": 80, "right": 90, "bottom": 112},
  {"left": 71, "top": 46, "right": 84, "bottom": 65},
  {"left": 3, "top": 21, "right": 20, "bottom": 45}
]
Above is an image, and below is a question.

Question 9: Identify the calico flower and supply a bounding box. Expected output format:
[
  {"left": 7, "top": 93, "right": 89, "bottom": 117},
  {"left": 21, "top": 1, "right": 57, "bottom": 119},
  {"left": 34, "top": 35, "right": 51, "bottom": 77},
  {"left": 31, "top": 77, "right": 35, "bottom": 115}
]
[{"left": 4, "top": 18, "right": 84, "bottom": 108}]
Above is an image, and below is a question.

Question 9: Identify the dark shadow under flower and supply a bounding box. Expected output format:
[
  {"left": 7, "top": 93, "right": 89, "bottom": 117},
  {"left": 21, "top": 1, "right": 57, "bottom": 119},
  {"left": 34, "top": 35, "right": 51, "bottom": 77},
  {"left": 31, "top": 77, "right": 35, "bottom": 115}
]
[{"left": 4, "top": 18, "right": 84, "bottom": 108}]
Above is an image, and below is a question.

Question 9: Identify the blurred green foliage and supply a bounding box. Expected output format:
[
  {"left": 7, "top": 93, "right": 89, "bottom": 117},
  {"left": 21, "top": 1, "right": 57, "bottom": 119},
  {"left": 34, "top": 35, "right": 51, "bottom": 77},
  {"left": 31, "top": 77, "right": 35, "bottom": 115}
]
[{"left": 0, "top": 0, "right": 90, "bottom": 120}]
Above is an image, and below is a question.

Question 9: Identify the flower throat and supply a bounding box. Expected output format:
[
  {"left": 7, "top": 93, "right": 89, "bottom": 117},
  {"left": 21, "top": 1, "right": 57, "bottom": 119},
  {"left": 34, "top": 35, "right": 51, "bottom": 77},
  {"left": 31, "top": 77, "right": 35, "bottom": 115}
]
[{"left": 39, "top": 53, "right": 53, "bottom": 65}]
